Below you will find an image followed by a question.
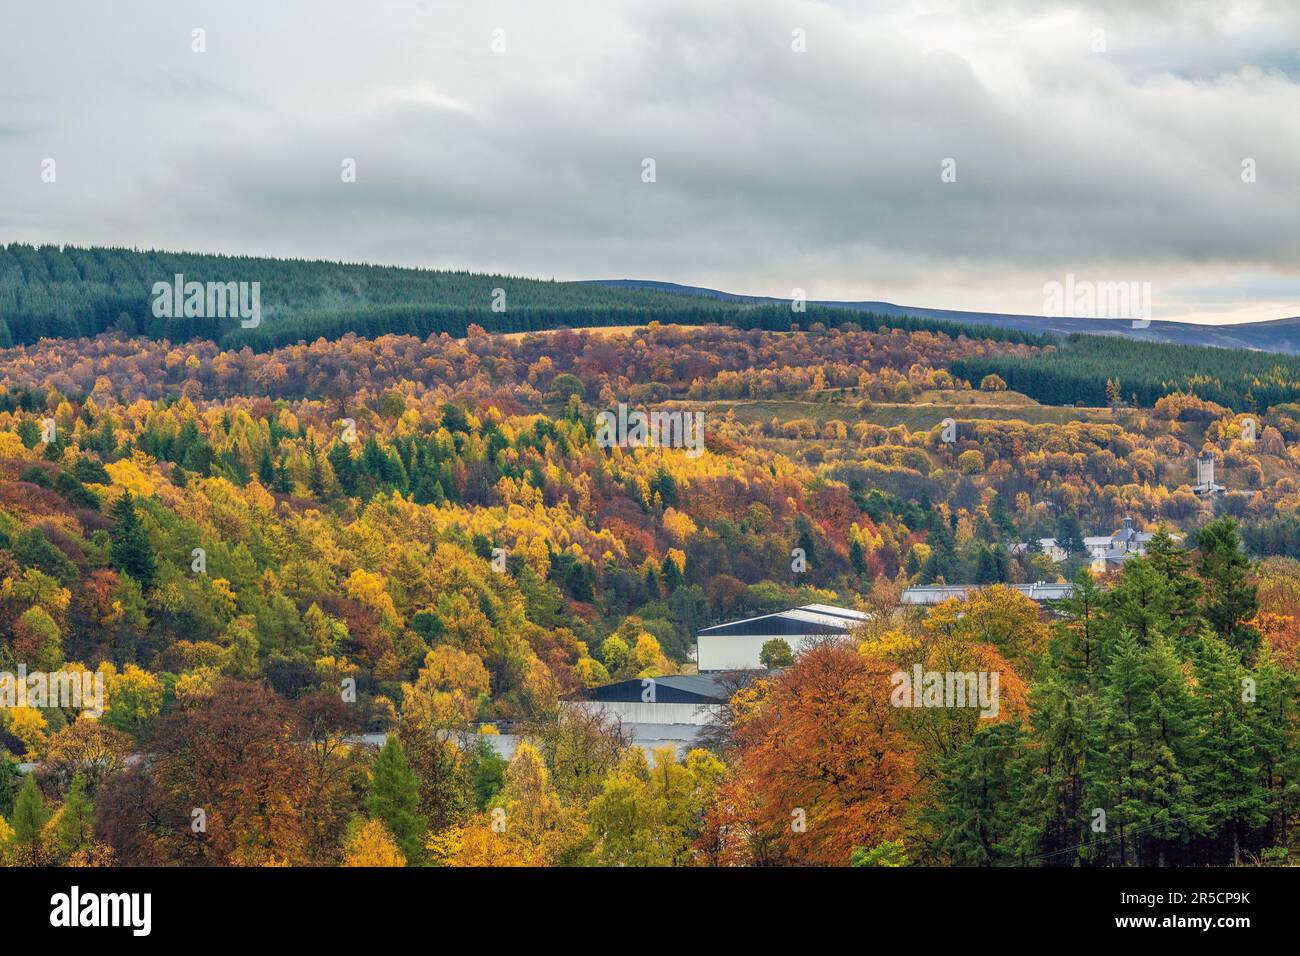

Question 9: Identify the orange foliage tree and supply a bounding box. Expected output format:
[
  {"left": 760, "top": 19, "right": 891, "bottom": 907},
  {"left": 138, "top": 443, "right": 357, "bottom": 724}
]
[{"left": 721, "top": 642, "right": 920, "bottom": 866}]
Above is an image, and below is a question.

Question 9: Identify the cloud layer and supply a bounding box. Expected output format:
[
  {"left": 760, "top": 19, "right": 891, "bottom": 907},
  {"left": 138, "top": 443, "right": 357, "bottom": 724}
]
[{"left": 2, "top": 0, "right": 1298, "bottom": 323}]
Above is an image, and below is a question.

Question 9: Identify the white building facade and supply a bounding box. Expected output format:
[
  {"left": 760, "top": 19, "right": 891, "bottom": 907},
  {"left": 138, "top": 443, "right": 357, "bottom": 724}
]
[{"left": 695, "top": 604, "right": 867, "bottom": 671}]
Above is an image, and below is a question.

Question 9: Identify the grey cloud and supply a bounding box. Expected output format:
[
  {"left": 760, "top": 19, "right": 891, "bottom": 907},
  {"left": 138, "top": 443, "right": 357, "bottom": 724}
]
[
  {"left": 0, "top": 0, "right": 1297, "bottom": 322},
  {"left": 0, "top": 123, "right": 39, "bottom": 141}
]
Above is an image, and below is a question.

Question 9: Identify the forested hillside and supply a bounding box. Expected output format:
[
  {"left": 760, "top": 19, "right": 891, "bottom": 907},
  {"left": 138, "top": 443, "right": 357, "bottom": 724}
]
[
  {"left": 0, "top": 244, "right": 1042, "bottom": 351},
  {"left": 1, "top": 316, "right": 1298, "bottom": 868},
  {"left": 7, "top": 245, "right": 1293, "bottom": 418},
  {"left": 952, "top": 334, "right": 1300, "bottom": 410}
]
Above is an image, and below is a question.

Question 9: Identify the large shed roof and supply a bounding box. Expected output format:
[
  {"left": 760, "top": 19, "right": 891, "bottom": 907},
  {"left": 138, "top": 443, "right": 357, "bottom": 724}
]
[{"left": 697, "top": 605, "right": 863, "bottom": 639}]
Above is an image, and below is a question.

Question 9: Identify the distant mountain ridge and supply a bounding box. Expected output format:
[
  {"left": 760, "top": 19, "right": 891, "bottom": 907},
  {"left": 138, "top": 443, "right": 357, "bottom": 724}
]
[
  {"left": 0, "top": 243, "right": 1043, "bottom": 351},
  {"left": 586, "top": 279, "right": 1300, "bottom": 355},
  {"left": 4, "top": 242, "right": 1296, "bottom": 356}
]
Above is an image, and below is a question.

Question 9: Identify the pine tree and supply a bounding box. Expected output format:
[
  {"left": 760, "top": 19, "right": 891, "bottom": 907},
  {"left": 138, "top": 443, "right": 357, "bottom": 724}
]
[
  {"left": 1249, "top": 647, "right": 1300, "bottom": 848},
  {"left": 109, "top": 491, "right": 156, "bottom": 590},
  {"left": 1012, "top": 669, "right": 1106, "bottom": 865},
  {"left": 847, "top": 538, "right": 866, "bottom": 577},
  {"left": 412, "top": 469, "right": 442, "bottom": 505},
  {"left": 1193, "top": 634, "right": 1270, "bottom": 864},
  {"left": 794, "top": 515, "right": 818, "bottom": 569},
  {"left": 0, "top": 755, "right": 20, "bottom": 818},
  {"left": 934, "top": 721, "right": 1028, "bottom": 865},
  {"left": 1048, "top": 568, "right": 1105, "bottom": 688},
  {"left": 55, "top": 772, "right": 95, "bottom": 862},
  {"left": 1055, "top": 513, "right": 1084, "bottom": 556},
  {"left": 1094, "top": 633, "right": 1201, "bottom": 865},
  {"left": 973, "top": 545, "right": 1001, "bottom": 584},
  {"left": 307, "top": 440, "right": 327, "bottom": 497},
  {"left": 1196, "top": 518, "right": 1260, "bottom": 660},
  {"left": 1145, "top": 528, "right": 1203, "bottom": 654},
  {"left": 12, "top": 774, "right": 51, "bottom": 865},
  {"left": 257, "top": 445, "right": 275, "bottom": 485},
  {"left": 366, "top": 736, "right": 427, "bottom": 866},
  {"left": 661, "top": 554, "right": 682, "bottom": 592},
  {"left": 989, "top": 492, "right": 1016, "bottom": 537},
  {"left": 1099, "top": 556, "right": 1175, "bottom": 658},
  {"left": 328, "top": 443, "right": 358, "bottom": 497}
]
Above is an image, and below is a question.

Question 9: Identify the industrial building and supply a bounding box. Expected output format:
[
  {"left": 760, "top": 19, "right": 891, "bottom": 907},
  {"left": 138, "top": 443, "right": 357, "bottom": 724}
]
[
  {"left": 900, "top": 582, "right": 1075, "bottom": 605},
  {"left": 694, "top": 603, "right": 867, "bottom": 671},
  {"left": 570, "top": 673, "right": 730, "bottom": 725},
  {"left": 564, "top": 673, "right": 734, "bottom": 754}
]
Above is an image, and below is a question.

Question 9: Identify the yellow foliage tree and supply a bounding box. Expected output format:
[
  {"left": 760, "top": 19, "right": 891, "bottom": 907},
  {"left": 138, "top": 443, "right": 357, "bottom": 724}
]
[{"left": 343, "top": 818, "right": 407, "bottom": 867}]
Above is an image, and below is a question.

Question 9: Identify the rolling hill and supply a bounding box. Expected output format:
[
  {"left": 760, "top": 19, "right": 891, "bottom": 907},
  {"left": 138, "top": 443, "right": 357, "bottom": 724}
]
[
  {"left": 0, "top": 243, "right": 1041, "bottom": 351},
  {"left": 3, "top": 242, "right": 1298, "bottom": 379},
  {"left": 587, "top": 279, "right": 1300, "bottom": 354}
]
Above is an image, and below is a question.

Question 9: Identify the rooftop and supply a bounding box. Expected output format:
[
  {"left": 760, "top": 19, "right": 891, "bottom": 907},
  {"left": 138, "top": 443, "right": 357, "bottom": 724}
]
[
  {"left": 576, "top": 672, "right": 733, "bottom": 704},
  {"left": 697, "top": 604, "right": 866, "bottom": 638},
  {"left": 901, "top": 582, "right": 1074, "bottom": 604}
]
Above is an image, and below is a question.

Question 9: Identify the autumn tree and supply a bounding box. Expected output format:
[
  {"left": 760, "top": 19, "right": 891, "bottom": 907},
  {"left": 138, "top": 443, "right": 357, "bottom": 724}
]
[
  {"left": 131, "top": 680, "right": 312, "bottom": 865},
  {"left": 11, "top": 775, "right": 50, "bottom": 866},
  {"left": 297, "top": 690, "right": 368, "bottom": 865},
  {"left": 39, "top": 719, "right": 133, "bottom": 795},
  {"left": 586, "top": 746, "right": 724, "bottom": 866},
  {"left": 343, "top": 817, "right": 406, "bottom": 867},
  {"left": 469, "top": 740, "right": 578, "bottom": 866},
  {"left": 725, "top": 642, "right": 920, "bottom": 865},
  {"left": 53, "top": 772, "right": 96, "bottom": 863},
  {"left": 366, "top": 736, "right": 427, "bottom": 866}
]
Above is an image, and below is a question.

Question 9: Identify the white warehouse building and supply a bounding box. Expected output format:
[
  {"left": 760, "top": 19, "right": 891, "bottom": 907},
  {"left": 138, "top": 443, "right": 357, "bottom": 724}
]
[
  {"left": 695, "top": 603, "right": 867, "bottom": 671},
  {"left": 568, "top": 673, "right": 730, "bottom": 737}
]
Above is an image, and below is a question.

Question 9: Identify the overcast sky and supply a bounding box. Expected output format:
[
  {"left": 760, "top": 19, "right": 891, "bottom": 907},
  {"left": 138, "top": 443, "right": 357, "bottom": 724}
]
[{"left": 2, "top": 0, "right": 1298, "bottom": 323}]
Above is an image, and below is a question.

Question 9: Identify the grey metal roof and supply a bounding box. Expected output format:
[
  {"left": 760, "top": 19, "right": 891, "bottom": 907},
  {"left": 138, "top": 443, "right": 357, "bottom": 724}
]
[
  {"left": 901, "top": 585, "right": 969, "bottom": 598},
  {"left": 1018, "top": 582, "right": 1075, "bottom": 599},
  {"left": 697, "top": 606, "right": 859, "bottom": 638},
  {"left": 901, "top": 583, "right": 1074, "bottom": 604},
  {"left": 798, "top": 603, "right": 868, "bottom": 620},
  {"left": 653, "top": 673, "right": 732, "bottom": 698},
  {"left": 579, "top": 672, "right": 731, "bottom": 703}
]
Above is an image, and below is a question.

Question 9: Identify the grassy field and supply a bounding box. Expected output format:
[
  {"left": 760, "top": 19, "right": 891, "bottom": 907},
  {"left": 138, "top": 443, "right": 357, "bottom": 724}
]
[
  {"left": 688, "top": 392, "right": 1130, "bottom": 429},
  {"left": 494, "top": 324, "right": 702, "bottom": 342}
]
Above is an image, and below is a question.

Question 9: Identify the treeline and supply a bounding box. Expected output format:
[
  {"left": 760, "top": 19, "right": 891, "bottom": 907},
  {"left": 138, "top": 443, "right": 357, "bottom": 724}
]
[
  {"left": 0, "top": 243, "right": 1043, "bottom": 351},
  {"left": 931, "top": 523, "right": 1296, "bottom": 866},
  {"left": 222, "top": 302, "right": 1044, "bottom": 353},
  {"left": 951, "top": 334, "right": 1300, "bottom": 410},
  {"left": 1242, "top": 516, "right": 1300, "bottom": 559},
  {"left": 704, "top": 521, "right": 1300, "bottom": 866}
]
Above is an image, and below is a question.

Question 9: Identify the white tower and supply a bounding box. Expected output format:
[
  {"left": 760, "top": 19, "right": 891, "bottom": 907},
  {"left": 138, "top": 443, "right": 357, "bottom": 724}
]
[{"left": 1193, "top": 453, "right": 1224, "bottom": 496}]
